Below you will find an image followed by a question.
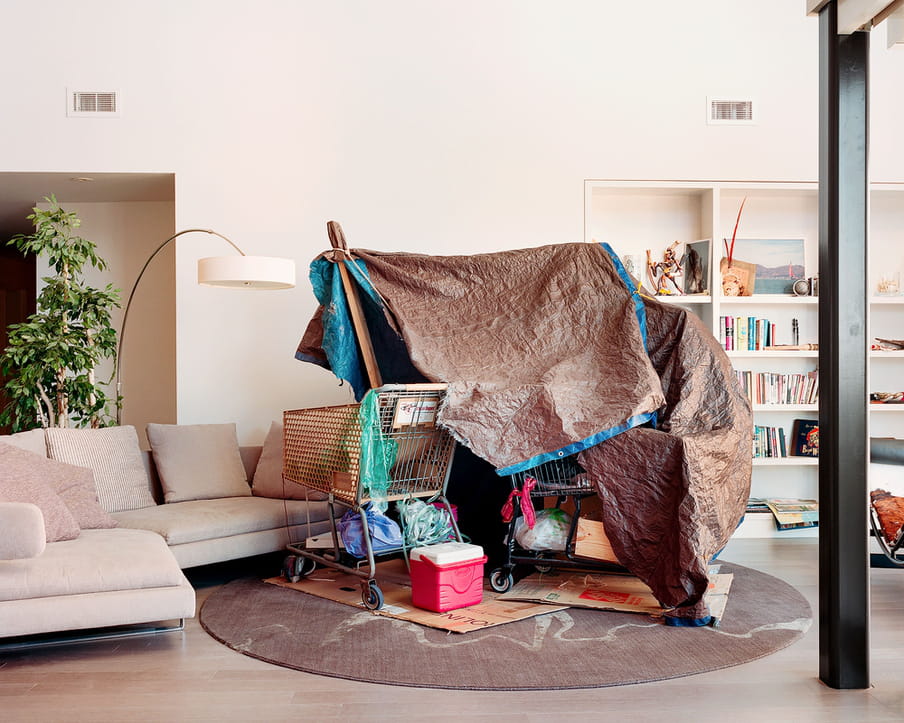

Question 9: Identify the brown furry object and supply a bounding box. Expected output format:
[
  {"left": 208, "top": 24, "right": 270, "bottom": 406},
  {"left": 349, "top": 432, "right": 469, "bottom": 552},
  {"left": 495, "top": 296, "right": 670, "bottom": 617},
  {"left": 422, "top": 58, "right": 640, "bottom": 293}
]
[{"left": 871, "top": 489, "right": 904, "bottom": 544}]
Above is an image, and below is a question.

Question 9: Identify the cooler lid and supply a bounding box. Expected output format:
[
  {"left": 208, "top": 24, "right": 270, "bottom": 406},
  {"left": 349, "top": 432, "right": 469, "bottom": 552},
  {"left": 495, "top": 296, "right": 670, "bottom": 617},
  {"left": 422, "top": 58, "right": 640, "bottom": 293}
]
[{"left": 409, "top": 542, "right": 485, "bottom": 565}]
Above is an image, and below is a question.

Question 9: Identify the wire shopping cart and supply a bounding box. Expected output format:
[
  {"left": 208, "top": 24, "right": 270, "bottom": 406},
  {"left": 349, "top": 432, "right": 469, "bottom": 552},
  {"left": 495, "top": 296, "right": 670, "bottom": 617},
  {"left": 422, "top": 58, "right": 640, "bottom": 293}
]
[
  {"left": 488, "top": 455, "right": 624, "bottom": 593},
  {"left": 281, "top": 383, "right": 461, "bottom": 609}
]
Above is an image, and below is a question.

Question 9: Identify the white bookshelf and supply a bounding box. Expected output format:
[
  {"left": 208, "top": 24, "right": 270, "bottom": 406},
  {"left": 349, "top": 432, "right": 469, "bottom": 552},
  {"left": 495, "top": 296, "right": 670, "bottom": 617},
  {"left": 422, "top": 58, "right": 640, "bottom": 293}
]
[{"left": 585, "top": 179, "right": 904, "bottom": 537}]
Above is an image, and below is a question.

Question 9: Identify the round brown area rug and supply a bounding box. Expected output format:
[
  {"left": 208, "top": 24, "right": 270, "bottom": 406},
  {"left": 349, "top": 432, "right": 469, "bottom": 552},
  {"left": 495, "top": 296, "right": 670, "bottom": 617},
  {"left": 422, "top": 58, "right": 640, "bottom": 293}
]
[{"left": 199, "top": 561, "right": 811, "bottom": 690}]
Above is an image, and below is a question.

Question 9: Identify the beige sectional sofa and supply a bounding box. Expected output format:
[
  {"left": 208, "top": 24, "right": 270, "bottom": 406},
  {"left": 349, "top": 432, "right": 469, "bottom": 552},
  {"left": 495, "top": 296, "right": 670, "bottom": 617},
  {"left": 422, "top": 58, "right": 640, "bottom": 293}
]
[{"left": 0, "top": 422, "right": 330, "bottom": 645}]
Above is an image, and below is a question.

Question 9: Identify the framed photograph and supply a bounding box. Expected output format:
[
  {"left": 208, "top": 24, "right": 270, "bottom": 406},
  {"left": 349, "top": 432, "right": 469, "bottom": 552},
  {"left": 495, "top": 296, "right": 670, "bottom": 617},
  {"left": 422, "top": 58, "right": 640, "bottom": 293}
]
[
  {"left": 682, "top": 239, "right": 710, "bottom": 295},
  {"left": 728, "top": 238, "right": 806, "bottom": 295},
  {"left": 790, "top": 419, "right": 819, "bottom": 457}
]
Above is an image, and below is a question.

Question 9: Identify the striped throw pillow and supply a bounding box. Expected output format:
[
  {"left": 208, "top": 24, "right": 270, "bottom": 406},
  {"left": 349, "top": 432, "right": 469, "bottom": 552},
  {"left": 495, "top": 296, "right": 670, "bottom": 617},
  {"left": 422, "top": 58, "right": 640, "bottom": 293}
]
[{"left": 45, "top": 426, "right": 156, "bottom": 513}]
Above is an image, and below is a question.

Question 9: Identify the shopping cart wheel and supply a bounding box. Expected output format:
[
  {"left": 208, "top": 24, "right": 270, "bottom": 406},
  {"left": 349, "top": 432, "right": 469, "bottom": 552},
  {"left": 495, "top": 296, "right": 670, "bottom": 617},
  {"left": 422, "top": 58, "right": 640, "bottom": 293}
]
[
  {"left": 489, "top": 568, "right": 514, "bottom": 593},
  {"left": 298, "top": 556, "right": 317, "bottom": 577},
  {"left": 534, "top": 562, "right": 553, "bottom": 574},
  {"left": 362, "top": 581, "right": 384, "bottom": 610},
  {"left": 283, "top": 555, "right": 303, "bottom": 583}
]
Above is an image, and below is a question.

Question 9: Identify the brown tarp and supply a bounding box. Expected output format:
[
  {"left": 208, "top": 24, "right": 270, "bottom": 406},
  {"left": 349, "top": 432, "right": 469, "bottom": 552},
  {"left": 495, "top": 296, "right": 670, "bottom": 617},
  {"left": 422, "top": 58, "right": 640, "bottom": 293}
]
[{"left": 298, "top": 242, "right": 752, "bottom": 618}]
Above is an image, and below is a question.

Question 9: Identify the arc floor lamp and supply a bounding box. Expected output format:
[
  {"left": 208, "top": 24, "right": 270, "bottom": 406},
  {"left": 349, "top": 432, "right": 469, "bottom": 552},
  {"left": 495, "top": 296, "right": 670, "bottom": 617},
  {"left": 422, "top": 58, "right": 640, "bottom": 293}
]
[{"left": 115, "top": 228, "right": 295, "bottom": 424}]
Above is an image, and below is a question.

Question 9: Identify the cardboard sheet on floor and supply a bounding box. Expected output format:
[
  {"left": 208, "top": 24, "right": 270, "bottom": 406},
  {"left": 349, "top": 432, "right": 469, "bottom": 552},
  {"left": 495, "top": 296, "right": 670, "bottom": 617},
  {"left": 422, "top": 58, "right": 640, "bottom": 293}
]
[
  {"left": 264, "top": 558, "right": 567, "bottom": 634},
  {"left": 498, "top": 565, "right": 733, "bottom": 621}
]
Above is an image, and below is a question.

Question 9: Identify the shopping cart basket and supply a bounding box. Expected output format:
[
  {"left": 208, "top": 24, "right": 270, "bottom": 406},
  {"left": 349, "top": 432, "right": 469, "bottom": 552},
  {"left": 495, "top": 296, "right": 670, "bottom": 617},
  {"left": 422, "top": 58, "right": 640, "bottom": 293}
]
[
  {"left": 282, "top": 383, "right": 461, "bottom": 609},
  {"left": 488, "top": 454, "right": 623, "bottom": 593}
]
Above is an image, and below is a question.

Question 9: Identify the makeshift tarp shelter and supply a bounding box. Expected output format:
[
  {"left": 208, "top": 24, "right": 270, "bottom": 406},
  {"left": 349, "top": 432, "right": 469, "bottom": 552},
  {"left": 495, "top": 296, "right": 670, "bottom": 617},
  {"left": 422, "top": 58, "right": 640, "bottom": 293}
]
[{"left": 297, "top": 233, "right": 752, "bottom": 622}]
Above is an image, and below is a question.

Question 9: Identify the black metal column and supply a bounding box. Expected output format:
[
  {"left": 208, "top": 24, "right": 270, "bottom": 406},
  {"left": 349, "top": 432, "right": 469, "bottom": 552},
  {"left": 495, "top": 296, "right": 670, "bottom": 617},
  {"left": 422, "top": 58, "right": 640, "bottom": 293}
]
[{"left": 817, "top": 1, "right": 870, "bottom": 690}]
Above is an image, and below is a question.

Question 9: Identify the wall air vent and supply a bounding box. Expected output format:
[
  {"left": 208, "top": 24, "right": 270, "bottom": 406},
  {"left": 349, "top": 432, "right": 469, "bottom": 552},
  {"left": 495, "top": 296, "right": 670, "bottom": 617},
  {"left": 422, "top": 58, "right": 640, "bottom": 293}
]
[
  {"left": 707, "top": 97, "right": 755, "bottom": 125},
  {"left": 67, "top": 89, "right": 120, "bottom": 117}
]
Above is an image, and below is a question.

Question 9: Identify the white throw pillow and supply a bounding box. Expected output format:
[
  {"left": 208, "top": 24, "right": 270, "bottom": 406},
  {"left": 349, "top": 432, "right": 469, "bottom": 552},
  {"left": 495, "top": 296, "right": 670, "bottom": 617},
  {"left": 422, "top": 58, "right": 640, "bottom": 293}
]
[
  {"left": 146, "top": 423, "right": 251, "bottom": 503},
  {"left": 0, "top": 428, "right": 47, "bottom": 457},
  {"left": 45, "top": 425, "right": 156, "bottom": 513}
]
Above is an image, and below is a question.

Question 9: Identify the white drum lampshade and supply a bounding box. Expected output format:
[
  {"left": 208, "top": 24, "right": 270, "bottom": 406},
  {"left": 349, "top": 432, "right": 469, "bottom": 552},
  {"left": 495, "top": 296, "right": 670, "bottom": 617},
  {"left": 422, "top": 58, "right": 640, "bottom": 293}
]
[{"left": 198, "top": 255, "right": 295, "bottom": 289}]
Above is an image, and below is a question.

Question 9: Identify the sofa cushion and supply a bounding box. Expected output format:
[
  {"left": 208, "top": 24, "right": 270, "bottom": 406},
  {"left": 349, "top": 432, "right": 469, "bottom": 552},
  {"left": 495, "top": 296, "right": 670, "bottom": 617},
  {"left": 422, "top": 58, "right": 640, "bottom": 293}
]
[
  {"left": 147, "top": 423, "right": 251, "bottom": 503},
  {"left": 0, "top": 528, "right": 187, "bottom": 602},
  {"left": 2, "top": 445, "right": 117, "bottom": 530},
  {"left": 45, "top": 426, "right": 155, "bottom": 513},
  {"left": 252, "top": 421, "right": 328, "bottom": 501},
  {"left": 0, "top": 502, "right": 47, "bottom": 559},
  {"left": 112, "top": 496, "right": 330, "bottom": 546},
  {"left": 0, "top": 428, "right": 47, "bottom": 456},
  {"left": 0, "top": 442, "right": 81, "bottom": 542}
]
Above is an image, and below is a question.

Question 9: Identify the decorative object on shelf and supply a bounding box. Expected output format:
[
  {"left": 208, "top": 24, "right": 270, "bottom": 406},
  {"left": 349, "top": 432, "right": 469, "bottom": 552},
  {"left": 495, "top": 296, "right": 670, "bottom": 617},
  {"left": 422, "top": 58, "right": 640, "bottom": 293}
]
[
  {"left": 872, "top": 337, "right": 904, "bottom": 351},
  {"left": 790, "top": 419, "right": 819, "bottom": 457},
  {"left": 721, "top": 197, "right": 755, "bottom": 296},
  {"left": 0, "top": 196, "right": 120, "bottom": 431},
  {"left": 115, "top": 228, "right": 295, "bottom": 424},
  {"left": 683, "top": 239, "right": 710, "bottom": 294},
  {"left": 645, "top": 240, "right": 684, "bottom": 295},
  {"left": 877, "top": 271, "right": 901, "bottom": 296},
  {"left": 719, "top": 259, "right": 755, "bottom": 296},
  {"left": 729, "top": 238, "right": 806, "bottom": 295},
  {"left": 620, "top": 253, "right": 643, "bottom": 279},
  {"left": 792, "top": 276, "right": 819, "bottom": 296},
  {"left": 870, "top": 392, "right": 904, "bottom": 404}
]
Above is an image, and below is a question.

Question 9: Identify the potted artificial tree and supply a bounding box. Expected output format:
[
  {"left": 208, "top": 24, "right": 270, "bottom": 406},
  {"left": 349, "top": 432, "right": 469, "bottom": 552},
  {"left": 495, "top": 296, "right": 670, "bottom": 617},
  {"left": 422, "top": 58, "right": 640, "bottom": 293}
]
[{"left": 0, "top": 196, "right": 120, "bottom": 431}]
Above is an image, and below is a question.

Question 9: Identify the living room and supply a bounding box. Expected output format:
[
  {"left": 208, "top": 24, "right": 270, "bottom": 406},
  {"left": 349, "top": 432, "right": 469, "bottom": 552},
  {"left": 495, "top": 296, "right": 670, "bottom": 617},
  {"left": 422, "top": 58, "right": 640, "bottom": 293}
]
[{"left": 2, "top": 1, "right": 904, "bottom": 719}]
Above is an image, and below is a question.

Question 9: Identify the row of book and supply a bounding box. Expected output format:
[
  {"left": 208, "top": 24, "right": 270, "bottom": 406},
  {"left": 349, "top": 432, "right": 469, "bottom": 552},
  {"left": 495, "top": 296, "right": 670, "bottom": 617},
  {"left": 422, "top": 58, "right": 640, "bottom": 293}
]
[
  {"left": 719, "top": 316, "right": 776, "bottom": 351},
  {"left": 753, "top": 425, "right": 787, "bottom": 458},
  {"left": 734, "top": 369, "right": 819, "bottom": 405},
  {"left": 751, "top": 419, "right": 819, "bottom": 458}
]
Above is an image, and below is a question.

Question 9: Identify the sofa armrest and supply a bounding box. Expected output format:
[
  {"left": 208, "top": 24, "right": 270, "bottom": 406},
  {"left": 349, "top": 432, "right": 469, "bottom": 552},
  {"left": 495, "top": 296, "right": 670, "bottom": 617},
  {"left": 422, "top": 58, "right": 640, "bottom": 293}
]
[{"left": 0, "top": 502, "right": 47, "bottom": 560}]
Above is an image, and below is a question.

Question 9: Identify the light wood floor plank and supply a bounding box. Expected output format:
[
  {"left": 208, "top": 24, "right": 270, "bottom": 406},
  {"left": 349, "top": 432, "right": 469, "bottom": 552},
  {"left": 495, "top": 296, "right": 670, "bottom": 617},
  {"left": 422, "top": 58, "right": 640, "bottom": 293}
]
[{"left": 1, "top": 538, "right": 903, "bottom": 721}]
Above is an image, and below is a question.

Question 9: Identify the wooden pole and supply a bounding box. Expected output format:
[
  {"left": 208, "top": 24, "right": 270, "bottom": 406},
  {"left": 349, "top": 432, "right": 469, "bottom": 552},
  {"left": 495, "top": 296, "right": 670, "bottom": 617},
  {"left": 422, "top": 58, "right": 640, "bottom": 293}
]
[{"left": 326, "top": 221, "right": 383, "bottom": 390}]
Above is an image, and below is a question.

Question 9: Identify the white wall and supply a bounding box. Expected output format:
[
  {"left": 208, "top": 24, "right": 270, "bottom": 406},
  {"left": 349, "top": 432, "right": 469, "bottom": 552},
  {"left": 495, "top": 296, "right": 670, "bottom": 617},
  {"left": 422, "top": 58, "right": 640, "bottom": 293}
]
[{"left": 3, "top": 1, "right": 903, "bottom": 443}]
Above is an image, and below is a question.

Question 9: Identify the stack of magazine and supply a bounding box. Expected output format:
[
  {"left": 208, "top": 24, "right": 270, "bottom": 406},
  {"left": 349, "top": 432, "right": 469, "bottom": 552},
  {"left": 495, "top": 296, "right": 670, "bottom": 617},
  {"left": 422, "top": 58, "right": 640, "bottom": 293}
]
[{"left": 747, "top": 498, "right": 818, "bottom": 530}]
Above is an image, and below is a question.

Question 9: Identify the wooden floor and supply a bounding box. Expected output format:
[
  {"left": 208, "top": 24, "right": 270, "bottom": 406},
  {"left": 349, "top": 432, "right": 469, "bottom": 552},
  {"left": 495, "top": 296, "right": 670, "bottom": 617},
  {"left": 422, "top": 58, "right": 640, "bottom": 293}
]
[{"left": 2, "top": 538, "right": 903, "bottom": 722}]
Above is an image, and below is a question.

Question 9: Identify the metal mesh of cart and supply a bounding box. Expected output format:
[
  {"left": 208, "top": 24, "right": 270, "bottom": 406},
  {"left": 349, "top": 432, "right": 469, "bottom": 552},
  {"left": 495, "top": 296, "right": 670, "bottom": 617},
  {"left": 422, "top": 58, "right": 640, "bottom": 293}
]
[
  {"left": 509, "top": 455, "right": 592, "bottom": 496},
  {"left": 283, "top": 385, "right": 456, "bottom": 507}
]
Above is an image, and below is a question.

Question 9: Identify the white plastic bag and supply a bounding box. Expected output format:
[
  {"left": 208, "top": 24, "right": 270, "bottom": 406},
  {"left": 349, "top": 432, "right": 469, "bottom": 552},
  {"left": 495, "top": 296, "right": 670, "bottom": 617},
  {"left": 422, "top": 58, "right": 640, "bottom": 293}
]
[{"left": 514, "top": 508, "right": 572, "bottom": 552}]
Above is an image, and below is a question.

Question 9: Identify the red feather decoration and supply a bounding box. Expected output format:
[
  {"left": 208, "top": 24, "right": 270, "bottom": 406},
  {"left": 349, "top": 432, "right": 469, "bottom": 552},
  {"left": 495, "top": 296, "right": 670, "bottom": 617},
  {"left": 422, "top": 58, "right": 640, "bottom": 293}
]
[{"left": 725, "top": 197, "right": 747, "bottom": 268}]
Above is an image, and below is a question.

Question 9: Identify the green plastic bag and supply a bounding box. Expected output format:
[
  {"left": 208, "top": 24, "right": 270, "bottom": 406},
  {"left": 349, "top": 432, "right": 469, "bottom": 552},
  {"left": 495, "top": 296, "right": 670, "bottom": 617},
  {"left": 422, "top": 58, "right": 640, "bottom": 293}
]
[{"left": 357, "top": 390, "right": 398, "bottom": 512}]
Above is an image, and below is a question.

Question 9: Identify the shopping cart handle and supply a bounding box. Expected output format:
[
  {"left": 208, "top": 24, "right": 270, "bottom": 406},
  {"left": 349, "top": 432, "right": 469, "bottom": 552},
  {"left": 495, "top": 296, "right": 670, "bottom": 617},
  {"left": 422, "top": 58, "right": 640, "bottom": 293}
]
[{"left": 327, "top": 220, "right": 350, "bottom": 259}]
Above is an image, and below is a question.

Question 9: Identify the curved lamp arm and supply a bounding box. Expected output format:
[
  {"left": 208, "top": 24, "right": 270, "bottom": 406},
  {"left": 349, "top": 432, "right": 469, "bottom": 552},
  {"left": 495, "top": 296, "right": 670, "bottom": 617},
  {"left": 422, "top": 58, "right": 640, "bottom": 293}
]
[{"left": 114, "top": 228, "right": 293, "bottom": 425}]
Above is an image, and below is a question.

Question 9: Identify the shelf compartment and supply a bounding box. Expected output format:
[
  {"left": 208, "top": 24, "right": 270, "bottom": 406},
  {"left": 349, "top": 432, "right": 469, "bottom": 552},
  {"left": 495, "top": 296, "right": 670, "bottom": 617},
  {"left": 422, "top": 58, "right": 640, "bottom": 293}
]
[
  {"left": 718, "top": 295, "right": 818, "bottom": 305},
  {"left": 752, "top": 404, "right": 818, "bottom": 412},
  {"left": 752, "top": 457, "right": 818, "bottom": 467},
  {"left": 727, "top": 350, "right": 819, "bottom": 358}
]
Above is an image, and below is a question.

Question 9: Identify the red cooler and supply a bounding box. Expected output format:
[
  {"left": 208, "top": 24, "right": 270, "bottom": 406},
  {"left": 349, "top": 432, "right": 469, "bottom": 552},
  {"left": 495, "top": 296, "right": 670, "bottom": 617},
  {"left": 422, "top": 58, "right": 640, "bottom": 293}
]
[{"left": 409, "top": 542, "right": 486, "bottom": 612}]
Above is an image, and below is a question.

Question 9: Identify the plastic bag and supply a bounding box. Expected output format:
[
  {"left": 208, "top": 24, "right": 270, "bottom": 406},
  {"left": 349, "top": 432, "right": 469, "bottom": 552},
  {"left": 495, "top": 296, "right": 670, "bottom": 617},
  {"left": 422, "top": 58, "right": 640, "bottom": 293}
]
[
  {"left": 337, "top": 504, "right": 403, "bottom": 558},
  {"left": 357, "top": 390, "right": 398, "bottom": 512},
  {"left": 514, "top": 508, "right": 572, "bottom": 552},
  {"left": 397, "top": 498, "right": 455, "bottom": 547}
]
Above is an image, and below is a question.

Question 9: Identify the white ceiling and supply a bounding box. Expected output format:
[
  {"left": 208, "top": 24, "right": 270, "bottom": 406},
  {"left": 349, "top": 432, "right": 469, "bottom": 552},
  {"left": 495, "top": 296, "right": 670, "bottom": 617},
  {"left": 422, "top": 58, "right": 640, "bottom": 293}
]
[{"left": 0, "top": 172, "right": 174, "bottom": 236}]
